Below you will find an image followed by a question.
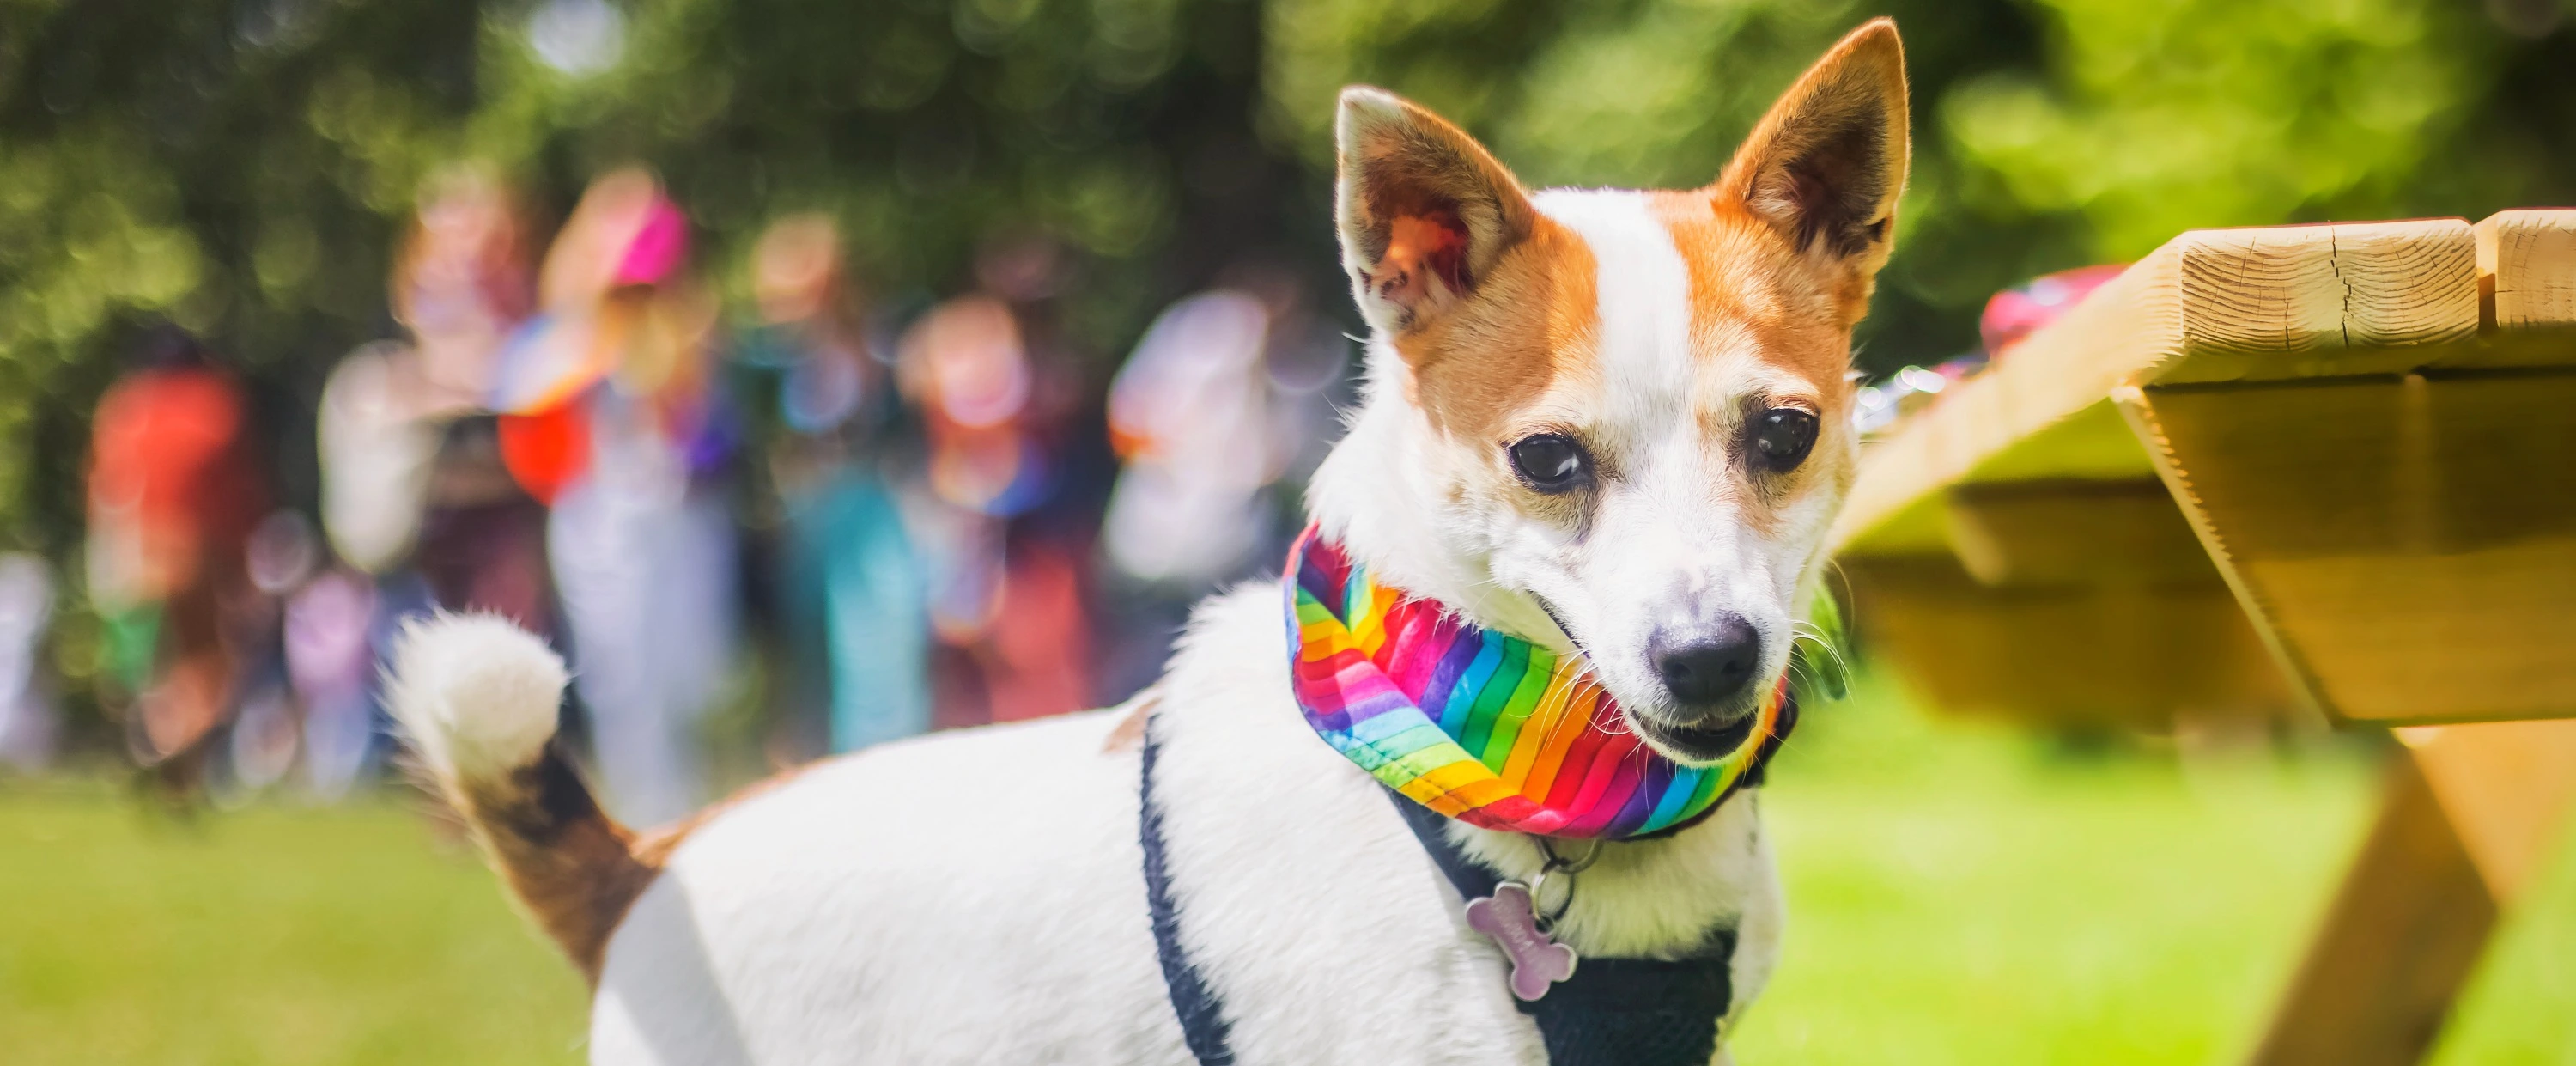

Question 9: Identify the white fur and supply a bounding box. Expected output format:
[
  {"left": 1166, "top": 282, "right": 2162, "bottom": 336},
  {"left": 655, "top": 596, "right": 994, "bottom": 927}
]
[
  {"left": 387, "top": 613, "right": 569, "bottom": 784},
  {"left": 446, "top": 105, "right": 1868, "bottom": 1066},
  {"left": 590, "top": 587, "right": 1776, "bottom": 1064},
  {"left": 1311, "top": 189, "right": 1838, "bottom": 751}
]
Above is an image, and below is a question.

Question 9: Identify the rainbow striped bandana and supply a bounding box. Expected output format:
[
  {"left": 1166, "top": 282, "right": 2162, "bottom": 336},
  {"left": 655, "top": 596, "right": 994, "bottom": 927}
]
[{"left": 1285, "top": 527, "right": 1796, "bottom": 841}]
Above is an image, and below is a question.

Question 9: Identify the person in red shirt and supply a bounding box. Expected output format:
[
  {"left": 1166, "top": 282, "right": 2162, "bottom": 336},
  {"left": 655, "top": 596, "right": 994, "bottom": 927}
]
[{"left": 86, "top": 328, "right": 267, "bottom": 795}]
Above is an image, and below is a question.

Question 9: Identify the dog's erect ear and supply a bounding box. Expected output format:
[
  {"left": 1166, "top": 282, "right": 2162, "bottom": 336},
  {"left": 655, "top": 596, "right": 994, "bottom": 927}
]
[
  {"left": 1716, "top": 19, "right": 1910, "bottom": 283},
  {"left": 1334, "top": 88, "right": 1537, "bottom": 335}
]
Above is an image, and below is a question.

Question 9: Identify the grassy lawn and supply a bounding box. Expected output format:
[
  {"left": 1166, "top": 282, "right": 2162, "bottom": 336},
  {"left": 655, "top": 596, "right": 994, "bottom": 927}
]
[
  {"left": 3, "top": 677, "right": 2571, "bottom": 1064},
  {"left": 0, "top": 783, "right": 587, "bottom": 1066}
]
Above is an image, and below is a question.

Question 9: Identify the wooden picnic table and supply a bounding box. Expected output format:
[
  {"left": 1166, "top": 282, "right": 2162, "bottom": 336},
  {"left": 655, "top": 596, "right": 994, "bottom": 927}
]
[{"left": 1830, "top": 210, "right": 2576, "bottom": 1066}]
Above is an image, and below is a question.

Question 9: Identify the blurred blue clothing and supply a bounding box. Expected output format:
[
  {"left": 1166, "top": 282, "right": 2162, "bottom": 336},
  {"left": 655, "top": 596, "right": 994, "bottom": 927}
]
[{"left": 782, "top": 471, "right": 930, "bottom": 753}]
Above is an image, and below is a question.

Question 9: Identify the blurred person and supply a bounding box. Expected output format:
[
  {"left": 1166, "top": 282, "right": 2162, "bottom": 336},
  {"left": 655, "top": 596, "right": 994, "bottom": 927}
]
[
  {"left": 733, "top": 215, "right": 930, "bottom": 756},
  {"left": 85, "top": 327, "right": 267, "bottom": 795},
  {"left": 1101, "top": 290, "right": 1277, "bottom": 588},
  {"left": 223, "top": 510, "right": 321, "bottom": 795},
  {"left": 314, "top": 168, "right": 556, "bottom": 796},
  {"left": 896, "top": 289, "right": 1091, "bottom": 728},
  {"left": 321, "top": 166, "right": 554, "bottom": 629},
  {"left": 0, "top": 552, "right": 58, "bottom": 771},
  {"left": 284, "top": 566, "right": 378, "bottom": 799},
  {"left": 1093, "top": 275, "right": 1350, "bottom": 700},
  {"left": 230, "top": 508, "right": 380, "bottom": 800},
  {"left": 500, "top": 168, "right": 741, "bottom": 825}
]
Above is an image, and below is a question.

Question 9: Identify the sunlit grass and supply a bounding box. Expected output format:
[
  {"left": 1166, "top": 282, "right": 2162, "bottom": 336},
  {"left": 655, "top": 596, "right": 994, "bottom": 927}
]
[
  {"left": 2, "top": 673, "right": 2569, "bottom": 1065},
  {"left": 0, "top": 779, "right": 586, "bottom": 1066},
  {"left": 1743, "top": 671, "right": 2576, "bottom": 1065}
]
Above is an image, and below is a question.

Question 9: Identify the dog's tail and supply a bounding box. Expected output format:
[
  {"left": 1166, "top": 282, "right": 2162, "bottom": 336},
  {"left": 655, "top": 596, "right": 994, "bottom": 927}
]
[{"left": 387, "top": 614, "right": 659, "bottom": 984}]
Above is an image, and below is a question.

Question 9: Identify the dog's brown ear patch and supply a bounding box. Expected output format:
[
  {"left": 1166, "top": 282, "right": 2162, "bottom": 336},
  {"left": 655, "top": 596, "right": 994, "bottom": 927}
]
[
  {"left": 1335, "top": 88, "right": 1538, "bottom": 334},
  {"left": 1715, "top": 18, "right": 1910, "bottom": 313}
]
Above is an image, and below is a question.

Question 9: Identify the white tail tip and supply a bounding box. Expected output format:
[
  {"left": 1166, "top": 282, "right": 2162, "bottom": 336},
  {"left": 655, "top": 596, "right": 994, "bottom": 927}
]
[{"left": 388, "top": 613, "right": 568, "bottom": 785}]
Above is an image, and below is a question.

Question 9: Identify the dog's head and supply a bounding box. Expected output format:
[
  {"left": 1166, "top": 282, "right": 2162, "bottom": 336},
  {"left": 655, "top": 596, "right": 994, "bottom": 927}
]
[{"left": 1311, "top": 21, "right": 1906, "bottom": 764}]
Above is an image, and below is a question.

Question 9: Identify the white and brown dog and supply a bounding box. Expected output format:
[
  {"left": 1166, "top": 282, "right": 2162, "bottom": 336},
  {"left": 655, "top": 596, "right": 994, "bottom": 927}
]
[{"left": 392, "top": 20, "right": 1907, "bottom": 1064}]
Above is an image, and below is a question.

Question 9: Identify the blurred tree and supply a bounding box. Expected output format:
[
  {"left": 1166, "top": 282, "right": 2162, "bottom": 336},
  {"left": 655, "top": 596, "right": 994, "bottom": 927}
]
[
  {"left": 1, "top": 0, "right": 2573, "bottom": 563},
  {"left": 0, "top": 0, "right": 1310, "bottom": 554},
  {"left": 1947, "top": 0, "right": 2518, "bottom": 258},
  {"left": 0, "top": 0, "right": 1314, "bottom": 735},
  {"left": 1261, "top": 0, "right": 2576, "bottom": 374}
]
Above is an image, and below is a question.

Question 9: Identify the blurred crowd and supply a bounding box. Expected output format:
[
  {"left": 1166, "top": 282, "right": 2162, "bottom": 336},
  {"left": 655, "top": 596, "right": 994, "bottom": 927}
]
[{"left": 9, "top": 166, "right": 1347, "bottom": 822}]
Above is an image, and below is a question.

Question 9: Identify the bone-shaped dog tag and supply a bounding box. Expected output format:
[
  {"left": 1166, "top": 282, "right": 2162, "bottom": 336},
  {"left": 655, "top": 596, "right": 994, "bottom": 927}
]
[{"left": 1464, "top": 882, "right": 1578, "bottom": 1001}]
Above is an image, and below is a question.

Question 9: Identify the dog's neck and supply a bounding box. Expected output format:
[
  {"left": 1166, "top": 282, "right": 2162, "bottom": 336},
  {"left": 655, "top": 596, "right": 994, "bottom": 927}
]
[
  {"left": 1299, "top": 340, "right": 1791, "bottom": 952},
  {"left": 1304, "top": 342, "right": 1565, "bottom": 651}
]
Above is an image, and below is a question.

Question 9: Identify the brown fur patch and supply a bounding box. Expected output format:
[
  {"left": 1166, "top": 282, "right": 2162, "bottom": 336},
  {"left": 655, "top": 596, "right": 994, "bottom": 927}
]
[
  {"left": 1394, "top": 214, "right": 1600, "bottom": 442},
  {"left": 1640, "top": 192, "right": 1862, "bottom": 538},
  {"left": 1712, "top": 18, "right": 1910, "bottom": 324},
  {"left": 1646, "top": 192, "right": 1852, "bottom": 404},
  {"left": 1101, "top": 697, "right": 1153, "bottom": 753},
  {"left": 453, "top": 746, "right": 817, "bottom": 985},
  {"left": 453, "top": 743, "right": 653, "bottom": 985}
]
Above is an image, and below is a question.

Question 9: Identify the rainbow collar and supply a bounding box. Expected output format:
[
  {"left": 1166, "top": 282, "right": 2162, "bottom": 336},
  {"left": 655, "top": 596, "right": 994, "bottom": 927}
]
[{"left": 1284, "top": 526, "right": 1795, "bottom": 840}]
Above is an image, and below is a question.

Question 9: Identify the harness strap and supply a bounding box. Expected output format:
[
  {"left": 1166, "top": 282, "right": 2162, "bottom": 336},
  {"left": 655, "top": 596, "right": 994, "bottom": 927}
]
[
  {"left": 1139, "top": 719, "right": 1238, "bottom": 1065},
  {"left": 1385, "top": 793, "right": 1739, "bottom": 1066},
  {"left": 1141, "top": 707, "right": 1765, "bottom": 1066}
]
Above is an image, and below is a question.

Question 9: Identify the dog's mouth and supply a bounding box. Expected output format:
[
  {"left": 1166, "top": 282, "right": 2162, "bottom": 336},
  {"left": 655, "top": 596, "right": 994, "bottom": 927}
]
[
  {"left": 1627, "top": 710, "right": 1758, "bottom": 765},
  {"left": 1532, "top": 593, "right": 1761, "bottom": 765}
]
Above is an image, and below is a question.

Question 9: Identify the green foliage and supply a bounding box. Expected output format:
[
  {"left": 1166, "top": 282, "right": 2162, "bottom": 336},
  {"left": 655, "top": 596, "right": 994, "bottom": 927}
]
[
  {"left": 0, "top": 0, "right": 2571, "bottom": 561},
  {"left": 1947, "top": 0, "right": 2510, "bottom": 259},
  {"left": 0, "top": 0, "right": 1304, "bottom": 555},
  {"left": 1261, "top": 0, "right": 2576, "bottom": 369}
]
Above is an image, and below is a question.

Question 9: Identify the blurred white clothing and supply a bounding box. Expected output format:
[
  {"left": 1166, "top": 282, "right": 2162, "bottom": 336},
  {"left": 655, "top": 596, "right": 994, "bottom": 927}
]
[{"left": 547, "top": 392, "right": 738, "bottom": 826}]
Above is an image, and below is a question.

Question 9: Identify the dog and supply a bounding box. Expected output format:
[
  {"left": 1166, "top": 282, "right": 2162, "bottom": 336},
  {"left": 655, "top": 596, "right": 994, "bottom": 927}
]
[{"left": 391, "top": 19, "right": 1906, "bottom": 1064}]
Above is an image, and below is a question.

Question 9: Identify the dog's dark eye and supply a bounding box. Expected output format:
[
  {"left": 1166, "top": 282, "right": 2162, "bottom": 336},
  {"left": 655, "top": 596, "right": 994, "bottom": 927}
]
[
  {"left": 1751, "top": 408, "right": 1819, "bottom": 472},
  {"left": 1508, "top": 434, "right": 1590, "bottom": 493}
]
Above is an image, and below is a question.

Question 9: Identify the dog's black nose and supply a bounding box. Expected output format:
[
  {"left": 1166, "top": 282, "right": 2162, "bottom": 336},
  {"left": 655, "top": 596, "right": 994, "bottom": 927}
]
[{"left": 1650, "top": 615, "right": 1762, "bottom": 707}]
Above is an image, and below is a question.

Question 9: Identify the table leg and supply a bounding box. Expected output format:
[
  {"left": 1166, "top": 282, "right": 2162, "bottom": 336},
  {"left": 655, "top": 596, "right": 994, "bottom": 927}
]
[{"left": 2244, "top": 720, "right": 2576, "bottom": 1066}]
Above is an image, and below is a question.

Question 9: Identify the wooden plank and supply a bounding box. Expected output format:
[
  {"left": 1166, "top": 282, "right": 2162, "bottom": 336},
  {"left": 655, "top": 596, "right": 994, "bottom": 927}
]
[
  {"left": 1833, "top": 247, "right": 2178, "bottom": 553},
  {"left": 2401, "top": 718, "right": 2576, "bottom": 904},
  {"left": 1841, "top": 555, "right": 2290, "bottom": 729},
  {"left": 2243, "top": 755, "right": 2497, "bottom": 1066},
  {"left": 2154, "top": 219, "right": 2479, "bottom": 384},
  {"left": 1943, "top": 478, "right": 2215, "bottom": 588},
  {"left": 2125, "top": 373, "right": 2576, "bottom": 724},
  {"left": 2475, "top": 209, "right": 2576, "bottom": 331},
  {"left": 1834, "top": 218, "right": 2482, "bottom": 554},
  {"left": 1837, "top": 212, "right": 2567, "bottom": 731}
]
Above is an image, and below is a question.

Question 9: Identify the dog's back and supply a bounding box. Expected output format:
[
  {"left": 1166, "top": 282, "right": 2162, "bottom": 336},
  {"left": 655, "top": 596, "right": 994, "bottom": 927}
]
[
  {"left": 392, "top": 614, "right": 1188, "bottom": 1063},
  {"left": 394, "top": 588, "right": 1558, "bottom": 1065}
]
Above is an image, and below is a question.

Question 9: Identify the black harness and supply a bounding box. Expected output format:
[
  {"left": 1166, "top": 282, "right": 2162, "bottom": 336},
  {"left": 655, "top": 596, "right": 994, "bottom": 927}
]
[{"left": 1139, "top": 694, "right": 1795, "bottom": 1066}]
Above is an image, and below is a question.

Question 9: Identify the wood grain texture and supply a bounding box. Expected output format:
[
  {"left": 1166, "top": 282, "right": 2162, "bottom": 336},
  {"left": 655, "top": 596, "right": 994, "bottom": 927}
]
[
  {"left": 2243, "top": 756, "right": 2497, "bottom": 1066},
  {"left": 2164, "top": 219, "right": 2478, "bottom": 375},
  {"left": 2128, "top": 375, "right": 2576, "bottom": 725},
  {"left": 2475, "top": 209, "right": 2576, "bottom": 331},
  {"left": 1834, "top": 218, "right": 2483, "bottom": 553}
]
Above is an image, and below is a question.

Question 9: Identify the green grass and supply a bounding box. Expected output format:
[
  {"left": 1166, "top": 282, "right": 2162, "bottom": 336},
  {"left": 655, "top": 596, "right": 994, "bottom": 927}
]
[
  {"left": 1739, "top": 673, "right": 2576, "bottom": 1065},
  {"left": 0, "top": 781, "right": 586, "bottom": 1066},
  {"left": 3, "top": 676, "right": 2571, "bottom": 1065}
]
